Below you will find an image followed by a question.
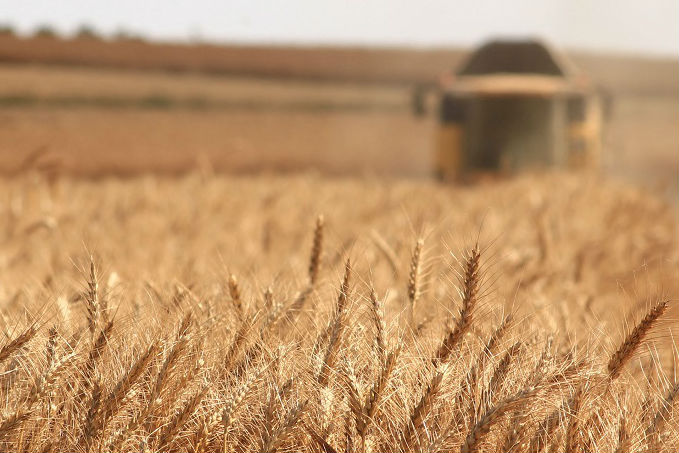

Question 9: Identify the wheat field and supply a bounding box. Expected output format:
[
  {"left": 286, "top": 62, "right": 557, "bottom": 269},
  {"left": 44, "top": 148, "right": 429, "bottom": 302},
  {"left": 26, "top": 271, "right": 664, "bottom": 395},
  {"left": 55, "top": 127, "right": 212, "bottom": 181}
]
[{"left": 0, "top": 170, "right": 676, "bottom": 452}]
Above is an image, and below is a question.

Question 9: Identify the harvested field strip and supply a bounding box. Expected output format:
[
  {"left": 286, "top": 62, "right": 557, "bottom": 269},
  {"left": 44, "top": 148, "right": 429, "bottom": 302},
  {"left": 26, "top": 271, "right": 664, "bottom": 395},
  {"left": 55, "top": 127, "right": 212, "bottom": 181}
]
[{"left": 0, "top": 94, "right": 406, "bottom": 112}]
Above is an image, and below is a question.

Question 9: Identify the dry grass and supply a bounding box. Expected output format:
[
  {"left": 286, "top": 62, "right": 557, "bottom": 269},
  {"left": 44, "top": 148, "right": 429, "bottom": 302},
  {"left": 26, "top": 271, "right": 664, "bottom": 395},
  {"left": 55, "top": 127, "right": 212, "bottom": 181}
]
[{"left": 0, "top": 171, "right": 676, "bottom": 452}]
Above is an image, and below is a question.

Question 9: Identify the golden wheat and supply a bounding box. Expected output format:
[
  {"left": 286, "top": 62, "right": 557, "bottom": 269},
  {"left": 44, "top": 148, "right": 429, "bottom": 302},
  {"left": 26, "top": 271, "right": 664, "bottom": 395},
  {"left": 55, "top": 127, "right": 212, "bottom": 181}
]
[{"left": 0, "top": 172, "right": 676, "bottom": 452}]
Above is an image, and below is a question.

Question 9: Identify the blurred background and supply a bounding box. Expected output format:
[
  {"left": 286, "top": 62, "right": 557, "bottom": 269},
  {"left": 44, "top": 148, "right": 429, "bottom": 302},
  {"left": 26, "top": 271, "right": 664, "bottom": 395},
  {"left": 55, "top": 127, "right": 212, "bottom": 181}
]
[{"left": 0, "top": 0, "right": 676, "bottom": 197}]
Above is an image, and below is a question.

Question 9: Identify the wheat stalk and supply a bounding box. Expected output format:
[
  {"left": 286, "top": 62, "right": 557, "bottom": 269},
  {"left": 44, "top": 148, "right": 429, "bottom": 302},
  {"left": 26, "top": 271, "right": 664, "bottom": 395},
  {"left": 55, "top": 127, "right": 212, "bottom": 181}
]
[
  {"left": 357, "top": 346, "right": 400, "bottom": 442},
  {"left": 645, "top": 381, "right": 678, "bottom": 450}
]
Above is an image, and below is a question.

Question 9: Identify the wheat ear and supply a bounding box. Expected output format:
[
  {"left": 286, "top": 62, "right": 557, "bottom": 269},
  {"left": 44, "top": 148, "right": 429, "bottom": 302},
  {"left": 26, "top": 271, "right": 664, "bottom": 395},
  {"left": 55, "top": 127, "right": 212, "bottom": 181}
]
[
  {"left": 564, "top": 384, "right": 586, "bottom": 453},
  {"left": 317, "top": 259, "right": 351, "bottom": 386},
  {"left": 222, "top": 370, "right": 260, "bottom": 451},
  {"left": 434, "top": 244, "right": 481, "bottom": 364},
  {"left": 92, "top": 342, "right": 158, "bottom": 439},
  {"left": 464, "top": 362, "right": 583, "bottom": 453},
  {"left": 407, "top": 238, "right": 424, "bottom": 325},
  {"left": 223, "top": 316, "right": 256, "bottom": 373},
  {"left": 357, "top": 346, "right": 400, "bottom": 440},
  {"left": 485, "top": 341, "right": 523, "bottom": 408},
  {"left": 400, "top": 369, "right": 444, "bottom": 450},
  {"left": 151, "top": 313, "right": 192, "bottom": 401},
  {"left": 0, "top": 324, "right": 37, "bottom": 366},
  {"left": 85, "top": 259, "right": 100, "bottom": 338},
  {"left": 228, "top": 274, "right": 242, "bottom": 313},
  {"left": 608, "top": 300, "right": 668, "bottom": 380},
  {"left": 157, "top": 385, "right": 208, "bottom": 450},
  {"left": 308, "top": 214, "right": 324, "bottom": 285},
  {"left": 262, "top": 399, "right": 308, "bottom": 453},
  {"left": 369, "top": 288, "right": 387, "bottom": 363},
  {"left": 453, "top": 314, "right": 513, "bottom": 428}
]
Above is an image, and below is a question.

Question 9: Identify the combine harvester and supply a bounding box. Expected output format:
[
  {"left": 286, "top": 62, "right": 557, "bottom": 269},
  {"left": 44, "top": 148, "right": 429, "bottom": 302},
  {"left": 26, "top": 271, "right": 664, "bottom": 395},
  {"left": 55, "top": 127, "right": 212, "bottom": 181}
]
[{"left": 417, "top": 39, "right": 610, "bottom": 180}]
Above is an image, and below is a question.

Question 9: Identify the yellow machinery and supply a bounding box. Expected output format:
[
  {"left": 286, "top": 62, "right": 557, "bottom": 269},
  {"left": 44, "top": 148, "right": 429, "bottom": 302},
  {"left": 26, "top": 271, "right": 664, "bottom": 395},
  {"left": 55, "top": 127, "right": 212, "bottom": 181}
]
[{"left": 427, "top": 40, "right": 609, "bottom": 180}]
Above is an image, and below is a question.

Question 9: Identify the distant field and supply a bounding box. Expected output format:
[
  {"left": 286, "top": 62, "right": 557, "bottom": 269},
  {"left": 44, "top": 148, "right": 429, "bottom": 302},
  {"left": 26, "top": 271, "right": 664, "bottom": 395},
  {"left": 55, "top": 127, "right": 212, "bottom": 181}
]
[
  {"left": 0, "top": 35, "right": 677, "bottom": 95},
  {"left": 0, "top": 64, "right": 676, "bottom": 199},
  {"left": 0, "top": 65, "right": 406, "bottom": 105},
  {"left": 0, "top": 37, "right": 676, "bottom": 197},
  {"left": 0, "top": 35, "right": 462, "bottom": 85}
]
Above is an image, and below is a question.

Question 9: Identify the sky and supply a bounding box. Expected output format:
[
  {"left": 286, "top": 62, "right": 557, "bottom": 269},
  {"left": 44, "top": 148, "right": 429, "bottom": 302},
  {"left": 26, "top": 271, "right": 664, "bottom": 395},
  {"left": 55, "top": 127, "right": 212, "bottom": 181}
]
[{"left": 2, "top": 0, "right": 678, "bottom": 57}]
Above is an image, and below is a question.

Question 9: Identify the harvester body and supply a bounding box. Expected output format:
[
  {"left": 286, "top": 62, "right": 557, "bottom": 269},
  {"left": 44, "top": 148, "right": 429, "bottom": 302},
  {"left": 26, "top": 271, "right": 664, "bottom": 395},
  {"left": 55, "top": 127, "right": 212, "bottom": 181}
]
[{"left": 434, "top": 40, "right": 606, "bottom": 180}]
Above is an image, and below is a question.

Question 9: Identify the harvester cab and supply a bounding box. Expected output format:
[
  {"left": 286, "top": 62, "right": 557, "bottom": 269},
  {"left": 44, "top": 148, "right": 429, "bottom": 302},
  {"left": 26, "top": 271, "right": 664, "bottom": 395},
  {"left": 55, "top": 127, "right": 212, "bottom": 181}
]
[{"left": 419, "top": 39, "right": 609, "bottom": 181}]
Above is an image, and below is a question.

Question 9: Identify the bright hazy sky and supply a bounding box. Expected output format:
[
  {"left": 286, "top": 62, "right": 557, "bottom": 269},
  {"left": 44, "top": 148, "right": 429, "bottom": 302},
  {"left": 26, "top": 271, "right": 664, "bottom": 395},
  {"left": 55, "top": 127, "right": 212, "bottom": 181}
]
[{"left": 3, "top": 0, "right": 678, "bottom": 56}]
